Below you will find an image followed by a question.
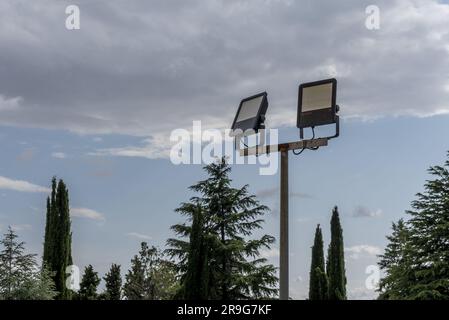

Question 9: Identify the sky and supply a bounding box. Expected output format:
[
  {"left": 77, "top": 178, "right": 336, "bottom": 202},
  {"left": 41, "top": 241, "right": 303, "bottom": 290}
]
[{"left": 0, "top": 0, "right": 449, "bottom": 299}]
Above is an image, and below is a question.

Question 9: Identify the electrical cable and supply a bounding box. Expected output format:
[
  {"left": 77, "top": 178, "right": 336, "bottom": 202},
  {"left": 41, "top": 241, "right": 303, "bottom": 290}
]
[{"left": 293, "top": 126, "right": 319, "bottom": 155}]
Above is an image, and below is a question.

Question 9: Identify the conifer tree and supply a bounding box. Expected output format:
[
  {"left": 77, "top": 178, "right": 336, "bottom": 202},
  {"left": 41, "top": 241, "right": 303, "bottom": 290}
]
[
  {"left": 378, "top": 219, "right": 413, "bottom": 299},
  {"left": 379, "top": 152, "right": 449, "bottom": 299},
  {"left": 309, "top": 224, "right": 328, "bottom": 300},
  {"left": 123, "top": 242, "right": 158, "bottom": 300},
  {"left": 123, "top": 253, "right": 145, "bottom": 300},
  {"left": 167, "top": 158, "right": 278, "bottom": 300},
  {"left": 42, "top": 177, "right": 73, "bottom": 299},
  {"left": 326, "top": 207, "right": 346, "bottom": 300},
  {"left": 103, "top": 263, "right": 122, "bottom": 300},
  {"left": 176, "top": 204, "right": 210, "bottom": 299},
  {"left": 0, "top": 227, "right": 56, "bottom": 300},
  {"left": 78, "top": 265, "right": 100, "bottom": 300}
]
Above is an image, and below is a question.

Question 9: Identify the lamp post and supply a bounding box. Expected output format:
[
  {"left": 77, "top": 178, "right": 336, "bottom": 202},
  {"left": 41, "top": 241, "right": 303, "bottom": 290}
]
[{"left": 231, "top": 78, "right": 340, "bottom": 300}]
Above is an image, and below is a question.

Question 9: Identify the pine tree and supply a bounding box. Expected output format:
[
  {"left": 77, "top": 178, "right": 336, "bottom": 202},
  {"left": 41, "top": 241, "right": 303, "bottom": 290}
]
[
  {"left": 326, "top": 207, "right": 346, "bottom": 300},
  {"left": 378, "top": 219, "right": 413, "bottom": 299},
  {"left": 0, "top": 227, "right": 56, "bottom": 300},
  {"left": 379, "top": 152, "right": 449, "bottom": 299},
  {"left": 309, "top": 224, "right": 328, "bottom": 300},
  {"left": 167, "top": 158, "right": 278, "bottom": 300},
  {"left": 123, "top": 242, "right": 158, "bottom": 300},
  {"left": 123, "top": 253, "right": 145, "bottom": 300},
  {"left": 17, "top": 266, "right": 57, "bottom": 300},
  {"left": 78, "top": 265, "right": 100, "bottom": 300},
  {"left": 42, "top": 177, "right": 73, "bottom": 299},
  {"left": 103, "top": 264, "right": 122, "bottom": 300}
]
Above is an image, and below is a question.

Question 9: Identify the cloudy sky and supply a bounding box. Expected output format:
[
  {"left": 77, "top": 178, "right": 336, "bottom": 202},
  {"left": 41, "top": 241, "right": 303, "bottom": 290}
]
[{"left": 1, "top": 0, "right": 449, "bottom": 299}]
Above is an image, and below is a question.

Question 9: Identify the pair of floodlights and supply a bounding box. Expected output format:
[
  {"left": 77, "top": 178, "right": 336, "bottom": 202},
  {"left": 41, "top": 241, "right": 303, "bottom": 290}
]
[{"left": 230, "top": 78, "right": 339, "bottom": 143}]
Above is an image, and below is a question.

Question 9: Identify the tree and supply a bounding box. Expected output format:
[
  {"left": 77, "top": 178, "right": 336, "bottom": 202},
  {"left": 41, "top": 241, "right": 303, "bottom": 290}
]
[
  {"left": 167, "top": 158, "right": 278, "bottom": 300},
  {"left": 78, "top": 265, "right": 100, "bottom": 300},
  {"left": 0, "top": 227, "right": 56, "bottom": 300},
  {"left": 123, "top": 252, "right": 145, "bottom": 300},
  {"left": 103, "top": 264, "right": 122, "bottom": 300},
  {"left": 42, "top": 177, "right": 73, "bottom": 299},
  {"left": 15, "top": 266, "right": 57, "bottom": 300},
  {"left": 379, "top": 152, "right": 449, "bottom": 299},
  {"left": 326, "top": 207, "right": 346, "bottom": 300},
  {"left": 378, "top": 219, "right": 413, "bottom": 299},
  {"left": 175, "top": 204, "right": 210, "bottom": 300},
  {"left": 124, "top": 242, "right": 178, "bottom": 300},
  {"left": 309, "top": 224, "right": 328, "bottom": 300}
]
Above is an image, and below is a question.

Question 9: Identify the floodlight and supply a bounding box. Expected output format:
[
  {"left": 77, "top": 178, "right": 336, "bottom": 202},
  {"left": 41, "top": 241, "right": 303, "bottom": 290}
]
[
  {"left": 297, "top": 78, "right": 337, "bottom": 129},
  {"left": 230, "top": 92, "right": 268, "bottom": 136}
]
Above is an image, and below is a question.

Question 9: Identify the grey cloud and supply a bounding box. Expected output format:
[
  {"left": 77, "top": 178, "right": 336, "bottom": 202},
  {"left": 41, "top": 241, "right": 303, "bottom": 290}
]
[
  {"left": 352, "top": 205, "right": 382, "bottom": 218},
  {"left": 257, "top": 187, "right": 313, "bottom": 200},
  {"left": 0, "top": 0, "right": 448, "bottom": 157}
]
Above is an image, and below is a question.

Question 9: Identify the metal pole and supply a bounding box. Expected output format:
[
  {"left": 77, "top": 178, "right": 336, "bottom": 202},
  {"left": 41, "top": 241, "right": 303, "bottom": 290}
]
[{"left": 280, "top": 149, "right": 289, "bottom": 300}]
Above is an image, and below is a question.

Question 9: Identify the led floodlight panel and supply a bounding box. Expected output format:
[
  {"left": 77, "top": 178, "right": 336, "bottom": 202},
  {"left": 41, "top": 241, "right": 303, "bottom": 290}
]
[
  {"left": 231, "top": 92, "right": 268, "bottom": 136},
  {"left": 297, "top": 78, "right": 337, "bottom": 129}
]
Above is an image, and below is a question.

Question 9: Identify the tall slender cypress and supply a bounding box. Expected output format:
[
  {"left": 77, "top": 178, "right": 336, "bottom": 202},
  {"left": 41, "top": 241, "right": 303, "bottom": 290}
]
[
  {"left": 43, "top": 196, "right": 51, "bottom": 264},
  {"left": 42, "top": 177, "right": 73, "bottom": 299},
  {"left": 180, "top": 204, "right": 209, "bottom": 300},
  {"left": 309, "top": 224, "right": 328, "bottom": 300},
  {"left": 326, "top": 207, "right": 346, "bottom": 300}
]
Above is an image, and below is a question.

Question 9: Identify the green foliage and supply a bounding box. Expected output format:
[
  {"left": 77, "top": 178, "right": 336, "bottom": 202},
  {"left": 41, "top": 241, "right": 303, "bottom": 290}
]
[
  {"left": 176, "top": 204, "right": 210, "bottom": 299},
  {"left": 42, "top": 177, "right": 73, "bottom": 299},
  {"left": 123, "top": 242, "right": 178, "bottom": 300},
  {"left": 326, "top": 207, "right": 347, "bottom": 300},
  {"left": 103, "top": 263, "right": 122, "bottom": 300},
  {"left": 309, "top": 225, "right": 328, "bottom": 300},
  {"left": 379, "top": 152, "right": 449, "bottom": 300},
  {"left": 0, "top": 227, "right": 56, "bottom": 300},
  {"left": 78, "top": 265, "right": 101, "bottom": 300},
  {"left": 167, "top": 158, "right": 278, "bottom": 300},
  {"left": 15, "top": 266, "right": 58, "bottom": 300}
]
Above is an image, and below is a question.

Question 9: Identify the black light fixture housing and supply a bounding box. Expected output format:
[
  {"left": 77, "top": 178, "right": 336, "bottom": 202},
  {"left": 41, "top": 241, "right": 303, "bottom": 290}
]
[
  {"left": 230, "top": 92, "right": 268, "bottom": 136},
  {"left": 297, "top": 78, "right": 337, "bottom": 129}
]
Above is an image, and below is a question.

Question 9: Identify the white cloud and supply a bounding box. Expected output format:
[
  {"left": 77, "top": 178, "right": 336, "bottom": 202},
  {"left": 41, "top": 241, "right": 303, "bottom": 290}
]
[
  {"left": 11, "top": 224, "right": 32, "bottom": 231},
  {"left": 260, "top": 247, "right": 279, "bottom": 259},
  {"left": 51, "top": 152, "right": 66, "bottom": 159},
  {"left": 71, "top": 207, "right": 105, "bottom": 221},
  {"left": 352, "top": 205, "right": 382, "bottom": 218},
  {"left": 345, "top": 245, "right": 382, "bottom": 260},
  {"left": 0, "top": 94, "right": 22, "bottom": 111},
  {"left": 0, "top": 176, "right": 50, "bottom": 193},
  {"left": 126, "top": 232, "right": 152, "bottom": 240}
]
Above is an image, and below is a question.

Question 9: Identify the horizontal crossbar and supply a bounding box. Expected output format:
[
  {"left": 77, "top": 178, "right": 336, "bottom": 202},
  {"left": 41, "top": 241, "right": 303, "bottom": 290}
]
[{"left": 239, "top": 138, "right": 328, "bottom": 157}]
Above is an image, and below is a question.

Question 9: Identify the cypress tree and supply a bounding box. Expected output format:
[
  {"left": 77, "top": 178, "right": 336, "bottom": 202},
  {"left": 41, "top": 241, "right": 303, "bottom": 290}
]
[
  {"left": 326, "top": 206, "right": 346, "bottom": 300},
  {"left": 42, "top": 177, "right": 73, "bottom": 299},
  {"left": 78, "top": 265, "right": 100, "bottom": 300},
  {"left": 103, "top": 264, "right": 122, "bottom": 300},
  {"left": 178, "top": 204, "right": 209, "bottom": 300},
  {"left": 309, "top": 224, "right": 328, "bottom": 300}
]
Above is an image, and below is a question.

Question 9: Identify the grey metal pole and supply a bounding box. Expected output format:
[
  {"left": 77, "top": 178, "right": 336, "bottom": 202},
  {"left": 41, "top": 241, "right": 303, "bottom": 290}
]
[{"left": 279, "top": 148, "right": 289, "bottom": 300}]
